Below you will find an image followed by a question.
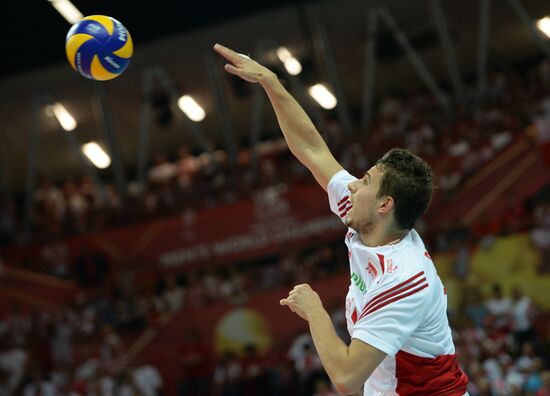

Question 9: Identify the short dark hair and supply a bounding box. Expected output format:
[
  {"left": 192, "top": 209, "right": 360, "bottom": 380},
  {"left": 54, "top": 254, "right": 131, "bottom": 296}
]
[{"left": 376, "top": 148, "right": 434, "bottom": 230}]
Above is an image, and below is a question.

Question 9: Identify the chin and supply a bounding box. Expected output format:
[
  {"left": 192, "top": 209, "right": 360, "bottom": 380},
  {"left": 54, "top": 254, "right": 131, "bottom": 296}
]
[{"left": 344, "top": 216, "right": 353, "bottom": 228}]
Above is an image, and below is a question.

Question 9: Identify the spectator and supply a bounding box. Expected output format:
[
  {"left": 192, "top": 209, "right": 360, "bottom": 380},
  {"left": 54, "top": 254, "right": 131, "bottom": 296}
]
[
  {"left": 21, "top": 369, "right": 56, "bottom": 396},
  {"left": 524, "top": 359, "right": 545, "bottom": 394},
  {"left": 485, "top": 284, "right": 512, "bottom": 330},
  {"left": 63, "top": 180, "right": 88, "bottom": 231},
  {"left": 212, "top": 351, "right": 242, "bottom": 396},
  {"left": 240, "top": 344, "right": 266, "bottom": 396},
  {"left": 39, "top": 242, "right": 70, "bottom": 279},
  {"left": 538, "top": 371, "right": 550, "bottom": 396},
  {"left": 148, "top": 154, "right": 177, "bottom": 187},
  {"left": 0, "top": 369, "right": 9, "bottom": 396},
  {"left": 33, "top": 178, "right": 65, "bottom": 232},
  {"left": 176, "top": 146, "right": 200, "bottom": 189},
  {"left": 510, "top": 287, "right": 537, "bottom": 350},
  {"left": 0, "top": 339, "right": 28, "bottom": 394},
  {"left": 132, "top": 359, "right": 163, "bottom": 396},
  {"left": 178, "top": 329, "right": 210, "bottom": 396},
  {"left": 50, "top": 310, "right": 74, "bottom": 367},
  {"left": 462, "top": 287, "right": 487, "bottom": 329},
  {"left": 531, "top": 200, "right": 550, "bottom": 274},
  {"left": 163, "top": 274, "right": 185, "bottom": 312},
  {"left": 74, "top": 247, "right": 110, "bottom": 288}
]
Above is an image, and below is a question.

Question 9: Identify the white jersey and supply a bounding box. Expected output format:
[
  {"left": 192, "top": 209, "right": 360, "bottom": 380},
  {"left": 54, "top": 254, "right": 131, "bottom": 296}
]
[{"left": 328, "top": 170, "right": 468, "bottom": 396}]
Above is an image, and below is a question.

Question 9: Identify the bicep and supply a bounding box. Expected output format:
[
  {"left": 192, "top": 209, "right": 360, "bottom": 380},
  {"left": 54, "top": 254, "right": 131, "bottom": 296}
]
[{"left": 302, "top": 146, "right": 344, "bottom": 192}]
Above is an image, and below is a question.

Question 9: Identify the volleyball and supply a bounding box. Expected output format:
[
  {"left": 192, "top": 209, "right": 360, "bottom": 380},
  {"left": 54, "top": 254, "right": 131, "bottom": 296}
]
[{"left": 65, "top": 15, "right": 133, "bottom": 81}]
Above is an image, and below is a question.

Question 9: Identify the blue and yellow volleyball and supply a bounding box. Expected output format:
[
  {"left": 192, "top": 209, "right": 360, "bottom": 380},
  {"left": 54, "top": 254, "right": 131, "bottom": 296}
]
[{"left": 65, "top": 15, "right": 133, "bottom": 81}]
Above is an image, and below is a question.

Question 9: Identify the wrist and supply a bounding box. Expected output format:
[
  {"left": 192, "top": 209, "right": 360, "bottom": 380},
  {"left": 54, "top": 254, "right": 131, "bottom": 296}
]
[
  {"left": 308, "top": 305, "right": 328, "bottom": 323},
  {"left": 259, "top": 71, "right": 278, "bottom": 87}
]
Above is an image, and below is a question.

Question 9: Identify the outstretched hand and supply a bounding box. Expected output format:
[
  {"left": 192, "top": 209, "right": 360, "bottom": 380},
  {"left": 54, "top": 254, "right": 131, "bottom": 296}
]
[
  {"left": 213, "top": 43, "right": 276, "bottom": 84},
  {"left": 280, "top": 283, "right": 324, "bottom": 322}
]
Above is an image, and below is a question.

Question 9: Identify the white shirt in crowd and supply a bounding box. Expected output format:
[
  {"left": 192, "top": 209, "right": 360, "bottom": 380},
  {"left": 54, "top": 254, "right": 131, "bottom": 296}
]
[{"left": 133, "top": 364, "right": 163, "bottom": 396}]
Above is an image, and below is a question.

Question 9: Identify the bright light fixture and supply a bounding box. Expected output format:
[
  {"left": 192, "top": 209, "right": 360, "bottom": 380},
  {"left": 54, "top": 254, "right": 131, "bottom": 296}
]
[
  {"left": 82, "top": 142, "right": 111, "bottom": 169},
  {"left": 276, "top": 47, "right": 292, "bottom": 62},
  {"left": 284, "top": 58, "right": 302, "bottom": 76},
  {"left": 537, "top": 16, "right": 550, "bottom": 39},
  {"left": 48, "top": 102, "right": 77, "bottom": 131},
  {"left": 47, "top": 0, "right": 83, "bottom": 24},
  {"left": 308, "top": 83, "right": 337, "bottom": 110},
  {"left": 177, "top": 95, "right": 205, "bottom": 122},
  {"left": 276, "top": 47, "right": 302, "bottom": 76}
]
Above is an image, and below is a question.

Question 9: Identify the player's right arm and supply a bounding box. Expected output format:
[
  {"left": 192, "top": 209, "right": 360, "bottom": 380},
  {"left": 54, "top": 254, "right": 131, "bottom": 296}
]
[{"left": 214, "top": 43, "right": 343, "bottom": 191}]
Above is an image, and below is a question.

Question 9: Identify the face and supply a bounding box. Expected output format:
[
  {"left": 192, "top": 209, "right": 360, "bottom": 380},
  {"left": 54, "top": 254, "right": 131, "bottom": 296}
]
[{"left": 346, "top": 165, "right": 389, "bottom": 233}]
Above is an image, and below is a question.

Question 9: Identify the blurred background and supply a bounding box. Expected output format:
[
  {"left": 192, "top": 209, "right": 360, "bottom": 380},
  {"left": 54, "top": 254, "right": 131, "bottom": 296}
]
[{"left": 0, "top": 0, "right": 550, "bottom": 395}]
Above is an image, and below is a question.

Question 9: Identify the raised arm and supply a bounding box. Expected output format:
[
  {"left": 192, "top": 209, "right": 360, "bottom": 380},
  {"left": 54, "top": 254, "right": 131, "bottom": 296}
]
[{"left": 213, "top": 43, "right": 343, "bottom": 191}]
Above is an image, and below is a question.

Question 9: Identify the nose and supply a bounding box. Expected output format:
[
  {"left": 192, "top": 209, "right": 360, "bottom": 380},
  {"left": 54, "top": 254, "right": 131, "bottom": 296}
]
[{"left": 348, "top": 180, "right": 357, "bottom": 193}]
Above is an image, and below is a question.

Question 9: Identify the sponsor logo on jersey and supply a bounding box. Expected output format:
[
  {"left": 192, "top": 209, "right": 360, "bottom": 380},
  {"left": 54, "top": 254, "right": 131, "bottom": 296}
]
[
  {"left": 387, "top": 258, "right": 398, "bottom": 273},
  {"left": 351, "top": 272, "right": 367, "bottom": 293},
  {"left": 367, "top": 261, "right": 378, "bottom": 278}
]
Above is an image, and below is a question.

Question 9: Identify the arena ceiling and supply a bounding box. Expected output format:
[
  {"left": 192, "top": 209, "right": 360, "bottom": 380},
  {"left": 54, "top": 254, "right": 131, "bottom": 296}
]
[{"left": 0, "top": 0, "right": 549, "bottom": 192}]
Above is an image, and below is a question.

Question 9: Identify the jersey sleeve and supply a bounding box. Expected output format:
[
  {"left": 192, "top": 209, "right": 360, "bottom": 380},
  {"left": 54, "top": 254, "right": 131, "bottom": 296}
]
[
  {"left": 327, "top": 169, "right": 357, "bottom": 224},
  {"left": 351, "top": 270, "right": 430, "bottom": 356}
]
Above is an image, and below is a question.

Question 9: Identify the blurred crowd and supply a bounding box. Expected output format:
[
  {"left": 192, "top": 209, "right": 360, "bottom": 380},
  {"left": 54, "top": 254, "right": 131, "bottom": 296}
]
[
  {"left": 1, "top": 59, "right": 550, "bottom": 246},
  {"left": 1, "top": 201, "right": 549, "bottom": 395},
  {"left": 454, "top": 284, "right": 550, "bottom": 396},
  {"left": 0, "top": 240, "right": 349, "bottom": 395}
]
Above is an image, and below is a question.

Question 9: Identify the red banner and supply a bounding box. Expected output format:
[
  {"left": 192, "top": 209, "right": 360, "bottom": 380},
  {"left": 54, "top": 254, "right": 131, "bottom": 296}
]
[
  {"left": 141, "top": 273, "right": 351, "bottom": 394},
  {"left": 3, "top": 183, "right": 346, "bottom": 270}
]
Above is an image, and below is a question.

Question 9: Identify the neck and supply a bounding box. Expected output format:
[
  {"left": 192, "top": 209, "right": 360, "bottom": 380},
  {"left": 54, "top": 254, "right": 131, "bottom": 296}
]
[{"left": 360, "top": 222, "right": 408, "bottom": 247}]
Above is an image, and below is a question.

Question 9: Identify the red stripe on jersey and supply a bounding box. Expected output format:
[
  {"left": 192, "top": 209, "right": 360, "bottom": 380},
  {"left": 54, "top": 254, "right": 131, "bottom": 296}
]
[
  {"left": 377, "top": 253, "right": 385, "bottom": 275},
  {"left": 358, "top": 271, "right": 424, "bottom": 316},
  {"left": 339, "top": 201, "right": 351, "bottom": 214},
  {"left": 359, "top": 282, "right": 428, "bottom": 320},
  {"left": 338, "top": 196, "right": 349, "bottom": 206},
  {"left": 367, "top": 262, "right": 378, "bottom": 277},
  {"left": 395, "top": 350, "right": 468, "bottom": 396},
  {"left": 359, "top": 275, "right": 427, "bottom": 317},
  {"left": 351, "top": 308, "right": 357, "bottom": 324},
  {"left": 338, "top": 199, "right": 349, "bottom": 211},
  {"left": 340, "top": 205, "right": 352, "bottom": 218}
]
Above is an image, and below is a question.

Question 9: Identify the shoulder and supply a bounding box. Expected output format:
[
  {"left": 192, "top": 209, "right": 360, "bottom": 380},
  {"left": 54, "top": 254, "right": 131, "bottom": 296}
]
[
  {"left": 327, "top": 169, "right": 357, "bottom": 192},
  {"left": 383, "top": 245, "right": 430, "bottom": 280},
  {"left": 327, "top": 170, "right": 357, "bottom": 220}
]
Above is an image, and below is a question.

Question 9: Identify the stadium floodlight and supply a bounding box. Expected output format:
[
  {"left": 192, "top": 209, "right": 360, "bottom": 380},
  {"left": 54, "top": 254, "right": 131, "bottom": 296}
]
[
  {"left": 48, "top": 102, "right": 77, "bottom": 131},
  {"left": 283, "top": 58, "right": 302, "bottom": 76},
  {"left": 537, "top": 16, "right": 550, "bottom": 39},
  {"left": 82, "top": 142, "right": 111, "bottom": 169},
  {"left": 47, "top": 0, "right": 83, "bottom": 24},
  {"left": 276, "top": 47, "right": 303, "bottom": 76},
  {"left": 308, "top": 83, "right": 337, "bottom": 110},
  {"left": 177, "top": 95, "right": 206, "bottom": 122}
]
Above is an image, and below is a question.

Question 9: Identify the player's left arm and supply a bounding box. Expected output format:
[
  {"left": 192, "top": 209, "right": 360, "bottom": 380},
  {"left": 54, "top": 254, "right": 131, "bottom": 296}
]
[{"left": 280, "top": 284, "right": 386, "bottom": 395}]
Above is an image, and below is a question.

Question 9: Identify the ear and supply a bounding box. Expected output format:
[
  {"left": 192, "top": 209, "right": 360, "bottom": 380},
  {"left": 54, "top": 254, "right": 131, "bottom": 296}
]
[{"left": 378, "top": 196, "right": 395, "bottom": 214}]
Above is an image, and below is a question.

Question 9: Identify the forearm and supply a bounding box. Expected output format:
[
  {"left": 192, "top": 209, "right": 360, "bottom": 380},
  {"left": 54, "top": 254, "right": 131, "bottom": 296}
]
[
  {"left": 308, "top": 308, "right": 356, "bottom": 394},
  {"left": 260, "top": 75, "right": 330, "bottom": 164}
]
